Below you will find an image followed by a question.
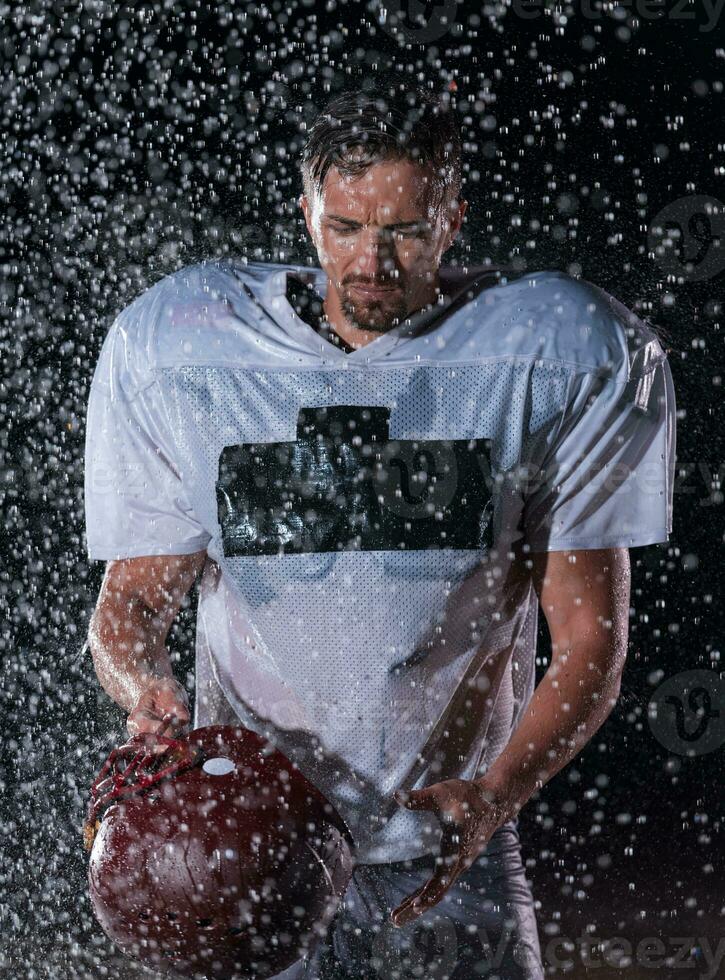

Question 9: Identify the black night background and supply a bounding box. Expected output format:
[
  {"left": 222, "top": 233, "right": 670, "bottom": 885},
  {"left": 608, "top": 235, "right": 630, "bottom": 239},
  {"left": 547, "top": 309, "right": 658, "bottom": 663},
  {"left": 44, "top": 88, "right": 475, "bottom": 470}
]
[{"left": 1, "top": 1, "right": 723, "bottom": 977}]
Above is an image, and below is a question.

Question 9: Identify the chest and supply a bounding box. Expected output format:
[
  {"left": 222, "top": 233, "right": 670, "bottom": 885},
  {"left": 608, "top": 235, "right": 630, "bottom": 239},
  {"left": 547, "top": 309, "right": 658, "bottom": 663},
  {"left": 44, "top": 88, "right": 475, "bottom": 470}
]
[{"left": 156, "top": 363, "right": 542, "bottom": 551}]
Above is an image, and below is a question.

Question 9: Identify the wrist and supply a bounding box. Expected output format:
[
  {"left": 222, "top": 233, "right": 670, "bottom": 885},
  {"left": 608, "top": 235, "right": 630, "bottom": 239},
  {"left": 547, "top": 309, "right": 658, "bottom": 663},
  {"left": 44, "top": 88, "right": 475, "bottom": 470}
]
[
  {"left": 472, "top": 772, "right": 523, "bottom": 824},
  {"left": 125, "top": 665, "right": 176, "bottom": 708}
]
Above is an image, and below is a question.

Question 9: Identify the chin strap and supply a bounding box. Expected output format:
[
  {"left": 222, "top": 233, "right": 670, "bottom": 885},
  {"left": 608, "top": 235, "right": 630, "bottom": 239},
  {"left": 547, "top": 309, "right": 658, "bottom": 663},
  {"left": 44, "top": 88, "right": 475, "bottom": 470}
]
[{"left": 83, "top": 733, "right": 199, "bottom": 852}]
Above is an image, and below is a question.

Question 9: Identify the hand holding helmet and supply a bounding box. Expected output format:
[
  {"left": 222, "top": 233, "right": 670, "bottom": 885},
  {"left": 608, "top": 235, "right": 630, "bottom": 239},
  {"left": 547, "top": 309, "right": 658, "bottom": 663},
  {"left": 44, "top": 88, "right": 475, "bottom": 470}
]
[
  {"left": 84, "top": 724, "right": 354, "bottom": 979},
  {"left": 126, "top": 675, "right": 190, "bottom": 739}
]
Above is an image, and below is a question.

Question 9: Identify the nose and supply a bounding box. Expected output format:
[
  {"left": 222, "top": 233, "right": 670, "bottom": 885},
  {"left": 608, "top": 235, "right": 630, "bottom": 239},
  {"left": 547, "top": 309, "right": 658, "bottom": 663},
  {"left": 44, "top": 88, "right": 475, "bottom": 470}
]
[{"left": 353, "top": 229, "right": 397, "bottom": 280}]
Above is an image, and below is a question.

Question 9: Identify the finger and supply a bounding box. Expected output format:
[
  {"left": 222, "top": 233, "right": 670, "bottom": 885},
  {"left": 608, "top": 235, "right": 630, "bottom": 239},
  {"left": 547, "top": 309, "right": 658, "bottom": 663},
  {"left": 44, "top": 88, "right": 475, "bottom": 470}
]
[
  {"left": 394, "top": 788, "right": 438, "bottom": 811},
  {"left": 390, "top": 853, "right": 467, "bottom": 927},
  {"left": 127, "top": 708, "right": 164, "bottom": 737},
  {"left": 391, "top": 876, "right": 454, "bottom": 927},
  {"left": 158, "top": 712, "right": 178, "bottom": 735},
  {"left": 149, "top": 712, "right": 188, "bottom": 752},
  {"left": 158, "top": 689, "right": 190, "bottom": 715},
  {"left": 159, "top": 700, "right": 189, "bottom": 726},
  {"left": 127, "top": 711, "right": 181, "bottom": 754},
  {"left": 390, "top": 880, "right": 429, "bottom": 928}
]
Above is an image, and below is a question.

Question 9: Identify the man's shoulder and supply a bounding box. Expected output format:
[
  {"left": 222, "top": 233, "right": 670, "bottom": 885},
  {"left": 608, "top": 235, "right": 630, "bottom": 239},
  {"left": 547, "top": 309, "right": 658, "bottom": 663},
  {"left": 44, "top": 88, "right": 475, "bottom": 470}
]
[
  {"left": 109, "top": 258, "right": 299, "bottom": 371},
  {"left": 434, "top": 267, "right": 666, "bottom": 381},
  {"left": 522, "top": 270, "right": 666, "bottom": 380}
]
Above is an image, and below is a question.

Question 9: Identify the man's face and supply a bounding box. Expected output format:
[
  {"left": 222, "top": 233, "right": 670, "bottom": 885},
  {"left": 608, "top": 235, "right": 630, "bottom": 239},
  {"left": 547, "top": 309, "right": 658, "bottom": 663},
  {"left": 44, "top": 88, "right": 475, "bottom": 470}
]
[{"left": 300, "top": 158, "right": 467, "bottom": 333}]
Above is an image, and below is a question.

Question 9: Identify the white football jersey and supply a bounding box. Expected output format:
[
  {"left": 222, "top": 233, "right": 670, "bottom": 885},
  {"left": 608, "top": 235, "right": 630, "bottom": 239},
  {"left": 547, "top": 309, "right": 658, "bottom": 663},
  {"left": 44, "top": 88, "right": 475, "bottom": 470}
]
[{"left": 84, "top": 259, "right": 675, "bottom": 863}]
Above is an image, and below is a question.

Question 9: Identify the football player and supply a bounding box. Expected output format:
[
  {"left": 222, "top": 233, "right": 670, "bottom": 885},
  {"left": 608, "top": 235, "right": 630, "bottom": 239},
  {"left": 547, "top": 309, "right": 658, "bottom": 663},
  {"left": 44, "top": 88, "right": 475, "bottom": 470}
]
[{"left": 85, "top": 84, "right": 675, "bottom": 979}]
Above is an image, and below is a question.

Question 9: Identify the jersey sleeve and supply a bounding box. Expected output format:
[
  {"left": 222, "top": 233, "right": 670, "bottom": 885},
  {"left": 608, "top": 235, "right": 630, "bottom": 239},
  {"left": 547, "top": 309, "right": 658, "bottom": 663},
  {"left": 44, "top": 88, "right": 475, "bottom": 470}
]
[
  {"left": 522, "top": 340, "right": 676, "bottom": 552},
  {"left": 84, "top": 306, "right": 212, "bottom": 561}
]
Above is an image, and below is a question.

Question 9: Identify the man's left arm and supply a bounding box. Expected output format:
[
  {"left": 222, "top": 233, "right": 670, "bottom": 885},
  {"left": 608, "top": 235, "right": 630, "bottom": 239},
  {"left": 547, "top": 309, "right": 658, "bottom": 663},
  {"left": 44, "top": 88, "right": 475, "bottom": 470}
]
[
  {"left": 391, "top": 546, "right": 631, "bottom": 927},
  {"left": 474, "top": 546, "right": 630, "bottom": 818}
]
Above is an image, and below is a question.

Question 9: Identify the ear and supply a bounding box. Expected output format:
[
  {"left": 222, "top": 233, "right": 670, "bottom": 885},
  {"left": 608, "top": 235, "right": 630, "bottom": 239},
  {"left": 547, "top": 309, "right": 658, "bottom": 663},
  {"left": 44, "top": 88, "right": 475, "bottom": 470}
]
[
  {"left": 300, "top": 193, "right": 316, "bottom": 243},
  {"left": 454, "top": 197, "right": 468, "bottom": 235},
  {"left": 442, "top": 197, "right": 467, "bottom": 253}
]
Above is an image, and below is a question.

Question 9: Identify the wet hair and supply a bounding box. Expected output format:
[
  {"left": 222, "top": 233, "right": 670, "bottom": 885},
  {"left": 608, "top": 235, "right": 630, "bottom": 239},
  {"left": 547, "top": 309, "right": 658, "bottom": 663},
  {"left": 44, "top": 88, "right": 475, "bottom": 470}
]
[{"left": 300, "top": 83, "right": 462, "bottom": 209}]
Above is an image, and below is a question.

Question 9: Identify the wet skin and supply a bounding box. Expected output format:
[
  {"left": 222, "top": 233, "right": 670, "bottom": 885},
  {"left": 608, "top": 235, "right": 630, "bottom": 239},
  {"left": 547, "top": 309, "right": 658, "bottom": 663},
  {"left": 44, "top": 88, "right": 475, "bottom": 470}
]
[{"left": 300, "top": 158, "right": 467, "bottom": 349}]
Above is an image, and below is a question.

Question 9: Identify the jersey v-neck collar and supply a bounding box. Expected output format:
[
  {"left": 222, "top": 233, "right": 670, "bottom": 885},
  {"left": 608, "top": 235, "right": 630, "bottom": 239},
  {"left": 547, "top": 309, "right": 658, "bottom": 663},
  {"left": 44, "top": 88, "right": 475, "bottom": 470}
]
[
  {"left": 263, "top": 266, "right": 459, "bottom": 365},
  {"left": 245, "top": 262, "right": 509, "bottom": 367},
  {"left": 284, "top": 273, "right": 357, "bottom": 355}
]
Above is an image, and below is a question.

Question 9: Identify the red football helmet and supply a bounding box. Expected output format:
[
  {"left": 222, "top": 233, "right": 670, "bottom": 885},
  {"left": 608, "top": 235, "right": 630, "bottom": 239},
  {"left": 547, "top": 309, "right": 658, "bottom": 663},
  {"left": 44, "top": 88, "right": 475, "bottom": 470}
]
[{"left": 84, "top": 725, "right": 354, "bottom": 979}]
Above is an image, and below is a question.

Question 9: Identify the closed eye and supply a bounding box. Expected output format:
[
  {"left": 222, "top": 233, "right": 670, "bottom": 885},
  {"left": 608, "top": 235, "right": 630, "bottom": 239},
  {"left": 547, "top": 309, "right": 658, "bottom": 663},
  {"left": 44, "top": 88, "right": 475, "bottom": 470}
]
[{"left": 329, "top": 224, "right": 425, "bottom": 239}]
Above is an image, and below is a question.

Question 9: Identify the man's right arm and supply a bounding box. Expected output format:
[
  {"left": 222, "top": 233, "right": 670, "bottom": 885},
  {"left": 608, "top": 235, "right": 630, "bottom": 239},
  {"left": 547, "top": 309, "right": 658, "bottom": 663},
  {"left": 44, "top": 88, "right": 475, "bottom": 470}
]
[{"left": 87, "top": 550, "right": 207, "bottom": 737}]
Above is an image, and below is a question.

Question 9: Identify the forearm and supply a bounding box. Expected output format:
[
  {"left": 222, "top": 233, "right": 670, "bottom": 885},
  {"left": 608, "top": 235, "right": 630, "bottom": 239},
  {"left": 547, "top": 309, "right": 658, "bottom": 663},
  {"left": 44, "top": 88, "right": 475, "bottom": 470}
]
[
  {"left": 88, "top": 596, "right": 175, "bottom": 713},
  {"left": 475, "top": 642, "right": 623, "bottom": 819}
]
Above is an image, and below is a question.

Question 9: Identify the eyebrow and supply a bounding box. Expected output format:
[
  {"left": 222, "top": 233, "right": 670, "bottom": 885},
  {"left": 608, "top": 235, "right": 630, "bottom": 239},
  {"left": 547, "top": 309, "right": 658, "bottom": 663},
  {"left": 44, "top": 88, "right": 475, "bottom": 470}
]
[{"left": 325, "top": 215, "right": 425, "bottom": 230}]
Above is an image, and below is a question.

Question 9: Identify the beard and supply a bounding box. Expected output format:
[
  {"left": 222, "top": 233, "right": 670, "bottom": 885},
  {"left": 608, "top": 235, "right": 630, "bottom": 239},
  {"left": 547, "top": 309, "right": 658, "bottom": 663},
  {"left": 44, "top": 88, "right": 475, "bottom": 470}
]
[{"left": 339, "top": 286, "right": 409, "bottom": 334}]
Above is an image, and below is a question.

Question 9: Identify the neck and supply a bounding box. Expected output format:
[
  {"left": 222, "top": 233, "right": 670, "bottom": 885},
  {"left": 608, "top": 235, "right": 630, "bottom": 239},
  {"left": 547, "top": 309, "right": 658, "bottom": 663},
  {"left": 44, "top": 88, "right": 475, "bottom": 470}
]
[{"left": 322, "top": 271, "right": 443, "bottom": 349}]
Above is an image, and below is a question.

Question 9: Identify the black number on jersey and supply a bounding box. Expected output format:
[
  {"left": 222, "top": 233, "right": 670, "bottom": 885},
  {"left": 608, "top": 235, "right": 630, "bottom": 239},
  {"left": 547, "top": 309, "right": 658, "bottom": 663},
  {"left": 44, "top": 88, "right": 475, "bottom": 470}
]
[{"left": 216, "top": 406, "right": 494, "bottom": 556}]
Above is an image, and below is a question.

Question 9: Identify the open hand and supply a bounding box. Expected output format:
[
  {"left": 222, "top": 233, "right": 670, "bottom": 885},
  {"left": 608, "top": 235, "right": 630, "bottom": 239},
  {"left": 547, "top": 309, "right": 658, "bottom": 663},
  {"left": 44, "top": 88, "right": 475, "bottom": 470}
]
[{"left": 390, "top": 778, "right": 509, "bottom": 928}]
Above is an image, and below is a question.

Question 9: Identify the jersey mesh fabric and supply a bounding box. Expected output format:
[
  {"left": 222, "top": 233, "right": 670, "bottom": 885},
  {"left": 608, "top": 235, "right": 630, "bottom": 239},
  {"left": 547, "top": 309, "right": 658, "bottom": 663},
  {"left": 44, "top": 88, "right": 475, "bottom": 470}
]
[
  {"left": 84, "top": 258, "right": 676, "bottom": 863},
  {"left": 156, "top": 360, "right": 567, "bottom": 858}
]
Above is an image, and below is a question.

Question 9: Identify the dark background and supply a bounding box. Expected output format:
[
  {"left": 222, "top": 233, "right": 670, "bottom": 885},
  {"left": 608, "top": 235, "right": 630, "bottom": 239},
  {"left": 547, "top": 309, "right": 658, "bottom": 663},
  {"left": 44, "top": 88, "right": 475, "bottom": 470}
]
[{"left": 1, "top": 1, "right": 723, "bottom": 977}]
